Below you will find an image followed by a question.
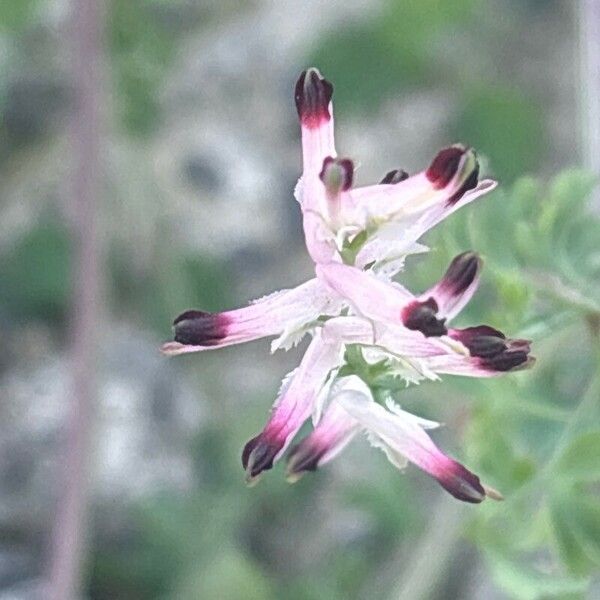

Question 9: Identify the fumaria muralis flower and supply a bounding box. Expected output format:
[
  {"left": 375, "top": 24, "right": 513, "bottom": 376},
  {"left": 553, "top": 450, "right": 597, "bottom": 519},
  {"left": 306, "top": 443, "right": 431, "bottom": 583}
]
[{"left": 162, "top": 68, "right": 534, "bottom": 503}]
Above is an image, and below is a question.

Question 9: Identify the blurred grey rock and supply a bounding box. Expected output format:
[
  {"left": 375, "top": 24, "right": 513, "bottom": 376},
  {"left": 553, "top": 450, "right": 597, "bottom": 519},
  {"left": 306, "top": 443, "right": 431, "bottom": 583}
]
[{"left": 0, "top": 324, "right": 201, "bottom": 585}]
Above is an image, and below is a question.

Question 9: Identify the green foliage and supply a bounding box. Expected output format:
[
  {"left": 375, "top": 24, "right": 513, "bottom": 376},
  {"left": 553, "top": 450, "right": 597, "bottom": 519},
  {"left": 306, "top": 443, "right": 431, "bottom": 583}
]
[
  {"left": 174, "top": 549, "right": 276, "bottom": 600},
  {"left": 108, "top": 0, "right": 179, "bottom": 135},
  {"left": 0, "top": 222, "right": 71, "bottom": 324},
  {"left": 408, "top": 170, "right": 600, "bottom": 329},
  {"left": 554, "top": 431, "right": 600, "bottom": 482},
  {"left": 413, "top": 169, "right": 600, "bottom": 597},
  {"left": 308, "top": 0, "right": 477, "bottom": 114},
  {"left": 484, "top": 548, "right": 589, "bottom": 600},
  {"left": 550, "top": 493, "right": 600, "bottom": 575},
  {"left": 0, "top": 0, "right": 39, "bottom": 32},
  {"left": 453, "top": 86, "right": 545, "bottom": 180}
]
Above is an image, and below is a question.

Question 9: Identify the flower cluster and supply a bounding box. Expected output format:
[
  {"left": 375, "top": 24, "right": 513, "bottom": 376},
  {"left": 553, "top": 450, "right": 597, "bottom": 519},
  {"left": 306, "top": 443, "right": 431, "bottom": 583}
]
[{"left": 162, "top": 68, "right": 534, "bottom": 503}]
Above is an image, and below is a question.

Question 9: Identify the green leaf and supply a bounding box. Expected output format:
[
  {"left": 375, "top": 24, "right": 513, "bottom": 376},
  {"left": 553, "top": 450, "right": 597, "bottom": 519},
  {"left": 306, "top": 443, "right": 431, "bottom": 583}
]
[
  {"left": 554, "top": 431, "right": 600, "bottom": 482},
  {"left": 550, "top": 493, "right": 600, "bottom": 573},
  {"left": 173, "top": 549, "right": 276, "bottom": 600},
  {"left": 453, "top": 85, "right": 545, "bottom": 181},
  {"left": 0, "top": 0, "right": 38, "bottom": 31},
  {"left": 0, "top": 223, "right": 71, "bottom": 324},
  {"left": 485, "top": 549, "right": 589, "bottom": 600},
  {"left": 550, "top": 496, "right": 595, "bottom": 575}
]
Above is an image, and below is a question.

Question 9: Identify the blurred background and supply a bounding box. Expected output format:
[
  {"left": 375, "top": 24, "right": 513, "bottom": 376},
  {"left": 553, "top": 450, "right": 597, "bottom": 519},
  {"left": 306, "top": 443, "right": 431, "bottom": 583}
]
[{"left": 1, "top": 0, "right": 600, "bottom": 598}]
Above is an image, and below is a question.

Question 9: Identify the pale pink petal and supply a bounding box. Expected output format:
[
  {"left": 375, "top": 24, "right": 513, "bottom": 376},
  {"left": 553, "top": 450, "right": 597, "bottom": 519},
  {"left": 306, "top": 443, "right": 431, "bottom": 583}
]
[
  {"left": 419, "top": 252, "right": 482, "bottom": 320},
  {"left": 364, "top": 253, "right": 480, "bottom": 338},
  {"left": 162, "top": 278, "right": 338, "bottom": 355},
  {"left": 422, "top": 353, "right": 534, "bottom": 377},
  {"left": 349, "top": 145, "right": 481, "bottom": 226},
  {"left": 322, "top": 315, "right": 450, "bottom": 358},
  {"left": 337, "top": 394, "right": 487, "bottom": 503},
  {"left": 242, "top": 329, "right": 344, "bottom": 483},
  {"left": 301, "top": 209, "right": 338, "bottom": 264},
  {"left": 408, "top": 179, "right": 497, "bottom": 238},
  {"left": 355, "top": 179, "right": 496, "bottom": 272},
  {"left": 316, "top": 262, "right": 412, "bottom": 323},
  {"left": 376, "top": 323, "right": 454, "bottom": 358},
  {"left": 316, "top": 263, "right": 453, "bottom": 342},
  {"left": 286, "top": 387, "right": 361, "bottom": 482},
  {"left": 354, "top": 239, "right": 429, "bottom": 275}
]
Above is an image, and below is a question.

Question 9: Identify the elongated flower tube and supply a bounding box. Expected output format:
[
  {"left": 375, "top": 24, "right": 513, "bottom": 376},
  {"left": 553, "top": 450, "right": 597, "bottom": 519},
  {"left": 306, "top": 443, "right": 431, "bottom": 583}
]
[
  {"left": 316, "top": 254, "right": 532, "bottom": 376},
  {"left": 317, "top": 255, "right": 481, "bottom": 337},
  {"left": 420, "top": 251, "right": 482, "bottom": 320},
  {"left": 288, "top": 376, "right": 500, "bottom": 503},
  {"left": 162, "top": 278, "right": 342, "bottom": 355},
  {"left": 162, "top": 67, "right": 534, "bottom": 502},
  {"left": 295, "top": 68, "right": 339, "bottom": 264},
  {"left": 335, "top": 390, "right": 491, "bottom": 503},
  {"left": 286, "top": 380, "right": 362, "bottom": 483},
  {"left": 242, "top": 327, "right": 344, "bottom": 485}
]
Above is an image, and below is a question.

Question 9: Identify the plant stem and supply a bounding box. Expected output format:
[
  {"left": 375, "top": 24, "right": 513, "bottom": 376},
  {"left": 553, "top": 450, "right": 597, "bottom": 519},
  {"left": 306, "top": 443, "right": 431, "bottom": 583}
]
[
  {"left": 389, "top": 499, "right": 467, "bottom": 600},
  {"left": 46, "top": 1, "right": 104, "bottom": 598},
  {"left": 579, "top": 0, "right": 600, "bottom": 211}
]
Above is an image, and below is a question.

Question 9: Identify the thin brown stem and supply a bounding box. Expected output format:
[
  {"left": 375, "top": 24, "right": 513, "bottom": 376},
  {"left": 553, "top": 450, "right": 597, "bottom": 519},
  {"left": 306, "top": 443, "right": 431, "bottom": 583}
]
[{"left": 46, "top": 1, "right": 105, "bottom": 598}]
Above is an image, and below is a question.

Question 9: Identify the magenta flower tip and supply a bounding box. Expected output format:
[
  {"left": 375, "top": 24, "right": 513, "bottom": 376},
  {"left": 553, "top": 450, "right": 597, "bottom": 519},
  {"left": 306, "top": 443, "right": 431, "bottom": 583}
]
[
  {"left": 481, "top": 345, "right": 532, "bottom": 372},
  {"left": 295, "top": 68, "right": 333, "bottom": 128}
]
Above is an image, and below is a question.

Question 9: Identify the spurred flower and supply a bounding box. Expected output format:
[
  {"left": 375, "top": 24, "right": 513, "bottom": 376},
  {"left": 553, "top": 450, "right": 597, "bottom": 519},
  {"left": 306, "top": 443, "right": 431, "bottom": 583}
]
[
  {"left": 162, "top": 68, "right": 534, "bottom": 502},
  {"left": 242, "top": 327, "right": 344, "bottom": 485}
]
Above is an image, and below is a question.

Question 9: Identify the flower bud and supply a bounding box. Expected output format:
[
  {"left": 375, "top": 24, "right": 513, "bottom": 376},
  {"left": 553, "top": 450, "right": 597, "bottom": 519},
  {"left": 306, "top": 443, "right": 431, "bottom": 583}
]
[{"left": 294, "top": 68, "right": 334, "bottom": 129}]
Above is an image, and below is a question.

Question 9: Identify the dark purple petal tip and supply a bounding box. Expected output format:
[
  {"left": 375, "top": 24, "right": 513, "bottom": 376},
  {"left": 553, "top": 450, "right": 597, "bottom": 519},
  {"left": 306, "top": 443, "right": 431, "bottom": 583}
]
[
  {"left": 295, "top": 68, "right": 333, "bottom": 128},
  {"left": 447, "top": 161, "right": 479, "bottom": 206},
  {"left": 286, "top": 442, "right": 323, "bottom": 480},
  {"left": 172, "top": 310, "right": 229, "bottom": 346},
  {"left": 482, "top": 343, "right": 532, "bottom": 372},
  {"left": 242, "top": 434, "right": 283, "bottom": 479},
  {"left": 450, "top": 326, "right": 533, "bottom": 372},
  {"left": 426, "top": 145, "right": 479, "bottom": 204},
  {"left": 319, "top": 156, "right": 354, "bottom": 192},
  {"left": 439, "top": 252, "right": 481, "bottom": 296},
  {"left": 436, "top": 459, "right": 486, "bottom": 504},
  {"left": 426, "top": 145, "right": 467, "bottom": 188},
  {"left": 380, "top": 169, "right": 409, "bottom": 184},
  {"left": 401, "top": 298, "right": 447, "bottom": 337}
]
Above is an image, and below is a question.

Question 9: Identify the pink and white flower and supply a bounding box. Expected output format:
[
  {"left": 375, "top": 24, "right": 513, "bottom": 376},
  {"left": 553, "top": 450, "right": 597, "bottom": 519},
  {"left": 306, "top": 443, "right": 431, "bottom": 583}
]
[{"left": 162, "top": 68, "right": 533, "bottom": 503}]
